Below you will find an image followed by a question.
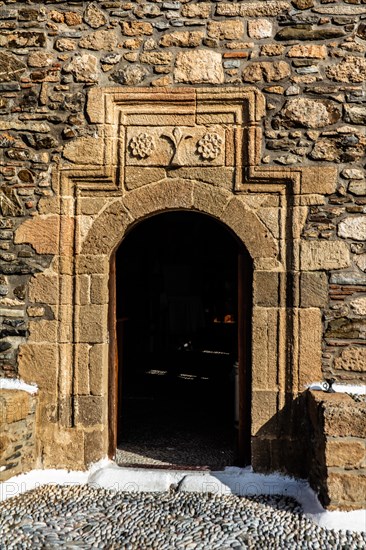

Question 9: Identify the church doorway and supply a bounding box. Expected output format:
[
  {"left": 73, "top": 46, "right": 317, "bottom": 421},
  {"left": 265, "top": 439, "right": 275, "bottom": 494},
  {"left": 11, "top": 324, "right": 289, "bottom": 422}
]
[{"left": 113, "top": 211, "right": 252, "bottom": 469}]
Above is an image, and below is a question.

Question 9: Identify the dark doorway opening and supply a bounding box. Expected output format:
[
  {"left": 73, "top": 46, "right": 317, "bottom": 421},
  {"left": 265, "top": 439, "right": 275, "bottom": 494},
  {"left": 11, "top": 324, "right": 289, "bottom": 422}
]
[{"left": 114, "top": 211, "right": 252, "bottom": 469}]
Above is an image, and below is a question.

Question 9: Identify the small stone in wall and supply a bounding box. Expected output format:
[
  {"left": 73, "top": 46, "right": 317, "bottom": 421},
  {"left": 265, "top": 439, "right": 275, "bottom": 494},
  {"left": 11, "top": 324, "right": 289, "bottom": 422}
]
[
  {"left": 327, "top": 56, "right": 366, "bottom": 83},
  {"left": 174, "top": 50, "right": 224, "bottom": 84},
  {"left": 334, "top": 347, "right": 366, "bottom": 372},
  {"left": 344, "top": 104, "right": 366, "bottom": 125},
  {"left": 287, "top": 44, "right": 327, "bottom": 59},
  {"left": 310, "top": 139, "right": 339, "bottom": 161},
  {"left": 338, "top": 216, "right": 366, "bottom": 242},
  {"left": 354, "top": 253, "right": 366, "bottom": 272},
  {"left": 341, "top": 168, "right": 364, "bottom": 180},
  {"left": 159, "top": 31, "right": 204, "bottom": 48},
  {"left": 248, "top": 19, "right": 273, "bottom": 40},
  {"left": 83, "top": 2, "right": 107, "bottom": 29},
  {"left": 65, "top": 12, "right": 82, "bottom": 27},
  {"left": 242, "top": 61, "right": 290, "bottom": 82},
  {"left": 79, "top": 30, "right": 118, "bottom": 52},
  {"left": 121, "top": 21, "right": 154, "bottom": 37},
  {"left": 112, "top": 64, "right": 148, "bottom": 86},
  {"left": 260, "top": 44, "right": 285, "bottom": 57},
  {"left": 207, "top": 20, "right": 245, "bottom": 40},
  {"left": 0, "top": 52, "right": 26, "bottom": 82},
  {"left": 27, "top": 52, "right": 54, "bottom": 68},
  {"left": 181, "top": 3, "right": 211, "bottom": 18},
  {"left": 140, "top": 52, "right": 172, "bottom": 65},
  {"left": 284, "top": 98, "right": 341, "bottom": 128},
  {"left": 348, "top": 180, "right": 366, "bottom": 196},
  {"left": 292, "top": 0, "right": 314, "bottom": 9},
  {"left": 55, "top": 38, "right": 77, "bottom": 52},
  {"left": 64, "top": 54, "right": 98, "bottom": 82},
  {"left": 326, "top": 318, "right": 366, "bottom": 339},
  {"left": 27, "top": 306, "right": 45, "bottom": 317},
  {"left": 350, "top": 297, "right": 366, "bottom": 317}
]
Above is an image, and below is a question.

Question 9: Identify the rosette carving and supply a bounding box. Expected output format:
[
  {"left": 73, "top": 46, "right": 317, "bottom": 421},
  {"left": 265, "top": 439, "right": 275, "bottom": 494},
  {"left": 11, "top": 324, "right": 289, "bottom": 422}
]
[
  {"left": 128, "top": 132, "right": 155, "bottom": 159},
  {"left": 196, "top": 132, "right": 223, "bottom": 160}
]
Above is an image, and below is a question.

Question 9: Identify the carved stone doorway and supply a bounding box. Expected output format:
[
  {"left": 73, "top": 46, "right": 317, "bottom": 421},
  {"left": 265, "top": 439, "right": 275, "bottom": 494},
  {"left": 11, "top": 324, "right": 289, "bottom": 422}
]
[{"left": 113, "top": 211, "right": 252, "bottom": 469}]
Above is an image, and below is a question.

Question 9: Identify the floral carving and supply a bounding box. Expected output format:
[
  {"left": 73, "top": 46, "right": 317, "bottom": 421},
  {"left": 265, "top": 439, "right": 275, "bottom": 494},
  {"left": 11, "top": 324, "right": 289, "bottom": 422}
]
[
  {"left": 196, "top": 132, "right": 223, "bottom": 160},
  {"left": 161, "top": 127, "right": 193, "bottom": 167},
  {"left": 129, "top": 132, "right": 155, "bottom": 159}
]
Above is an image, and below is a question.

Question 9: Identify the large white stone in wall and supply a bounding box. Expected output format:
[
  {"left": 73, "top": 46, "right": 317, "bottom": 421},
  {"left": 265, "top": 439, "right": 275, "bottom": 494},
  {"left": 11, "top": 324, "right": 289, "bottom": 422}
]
[
  {"left": 174, "top": 50, "right": 224, "bottom": 84},
  {"left": 338, "top": 216, "right": 366, "bottom": 242}
]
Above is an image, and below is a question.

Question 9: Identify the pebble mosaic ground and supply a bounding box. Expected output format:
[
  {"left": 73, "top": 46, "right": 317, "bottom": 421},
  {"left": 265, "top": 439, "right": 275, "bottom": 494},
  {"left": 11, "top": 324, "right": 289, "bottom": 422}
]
[{"left": 0, "top": 485, "right": 365, "bottom": 549}]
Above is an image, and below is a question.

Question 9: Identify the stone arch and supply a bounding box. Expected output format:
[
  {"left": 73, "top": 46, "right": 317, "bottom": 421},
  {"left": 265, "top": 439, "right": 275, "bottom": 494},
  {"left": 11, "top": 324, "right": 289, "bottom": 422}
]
[{"left": 81, "top": 178, "right": 278, "bottom": 261}]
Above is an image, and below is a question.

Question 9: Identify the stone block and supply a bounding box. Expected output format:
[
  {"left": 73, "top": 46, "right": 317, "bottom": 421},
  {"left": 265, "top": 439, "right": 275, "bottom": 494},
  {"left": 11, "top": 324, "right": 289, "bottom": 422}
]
[
  {"left": 75, "top": 274, "right": 90, "bottom": 306},
  {"left": 299, "top": 308, "right": 323, "bottom": 389},
  {"left": 0, "top": 390, "right": 31, "bottom": 424},
  {"left": 301, "top": 166, "right": 338, "bottom": 195},
  {"left": 123, "top": 179, "right": 194, "bottom": 221},
  {"left": 207, "top": 21, "right": 244, "bottom": 40},
  {"left": 300, "top": 241, "right": 351, "bottom": 271},
  {"left": 29, "top": 273, "right": 59, "bottom": 305},
  {"left": 81, "top": 200, "right": 131, "bottom": 255},
  {"left": 248, "top": 19, "right": 273, "bottom": 40},
  {"left": 338, "top": 216, "right": 366, "bottom": 242},
  {"left": 41, "top": 427, "right": 85, "bottom": 470},
  {"left": 174, "top": 51, "right": 224, "bottom": 84},
  {"left": 216, "top": 2, "right": 291, "bottom": 17},
  {"left": 28, "top": 320, "right": 58, "bottom": 343},
  {"left": 253, "top": 271, "right": 280, "bottom": 307},
  {"left": 252, "top": 307, "right": 285, "bottom": 391},
  {"left": 75, "top": 395, "right": 104, "bottom": 427},
  {"left": 326, "top": 439, "right": 366, "bottom": 469},
  {"left": 327, "top": 471, "right": 366, "bottom": 509},
  {"left": 76, "top": 304, "right": 108, "bottom": 343},
  {"left": 90, "top": 275, "right": 108, "bottom": 305},
  {"left": 75, "top": 255, "right": 109, "bottom": 275},
  {"left": 89, "top": 344, "right": 108, "bottom": 396},
  {"left": 84, "top": 429, "right": 107, "bottom": 464},
  {"left": 251, "top": 437, "right": 271, "bottom": 472},
  {"left": 324, "top": 402, "right": 366, "bottom": 439},
  {"left": 192, "top": 184, "right": 230, "bottom": 219},
  {"left": 18, "top": 344, "right": 57, "bottom": 391},
  {"left": 63, "top": 136, "right": 104, "bottom": 165},
  {"left": 74, "top": 344, "right": 90, "bottom": 395},
  {"left": 251, "top": 390, "right": 279, "bottom": 435},
  {"left": 221, "top": 197, "right": 278, "bottom": 260},
  {"left": 300, "top": 272, "right": 328, "bottom": 308},
  {"left": 334, "top": 347, "right": 366, "bottom": 373},
  {"left": 14, "top": 216, "right": 59, "bottom": 255},
  {"left": 124, "top": 167, "right": 166, "bottom": 191}
]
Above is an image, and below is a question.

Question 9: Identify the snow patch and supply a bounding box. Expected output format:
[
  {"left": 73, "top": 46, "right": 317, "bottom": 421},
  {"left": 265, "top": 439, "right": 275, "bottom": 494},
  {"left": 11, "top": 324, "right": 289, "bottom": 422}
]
[
  {"left": 332, "top": 383, "right": 366, "bottom": 396},
  {"left": 1, "top": 463, "right": 365, "bottom": 533},
  {"left": 308, "top": 381, "right": 366, "bottom": 395},
  {"left": 0, "top": 378, "right": 38, "bottom": 395}
]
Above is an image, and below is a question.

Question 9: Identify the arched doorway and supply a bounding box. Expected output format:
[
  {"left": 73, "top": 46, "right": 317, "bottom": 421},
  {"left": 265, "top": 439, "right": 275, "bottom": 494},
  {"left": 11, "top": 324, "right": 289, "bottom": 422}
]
[{"left": 113, "top": 211, "right": 252, "bottom": 469}]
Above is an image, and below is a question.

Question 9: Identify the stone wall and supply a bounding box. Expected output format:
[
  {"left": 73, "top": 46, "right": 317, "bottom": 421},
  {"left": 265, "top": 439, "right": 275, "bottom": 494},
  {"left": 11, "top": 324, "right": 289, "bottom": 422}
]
[
  {"left": 308, "top": 390, "right": 366, "bottom": 510},
  {"left": 0, "top": 0, "right": 365, "bottom": 382},
  {"left": 0, "top": 0, "right": 365, "bottom": 506},
  {"left": 0, "top": 389, "right": 36, "bottom": 481}
]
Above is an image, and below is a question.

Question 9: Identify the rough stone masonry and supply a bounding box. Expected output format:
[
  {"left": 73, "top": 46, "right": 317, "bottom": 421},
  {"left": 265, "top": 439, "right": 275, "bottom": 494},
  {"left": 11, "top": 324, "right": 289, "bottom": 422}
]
[{"left": 0, "top": 0, "right": 365, "bottom": 510}]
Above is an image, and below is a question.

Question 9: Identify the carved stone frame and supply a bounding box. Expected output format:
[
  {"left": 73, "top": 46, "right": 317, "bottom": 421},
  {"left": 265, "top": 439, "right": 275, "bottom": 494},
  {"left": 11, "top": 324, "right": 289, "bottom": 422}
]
[{"left": 16, "top": 87, "right": 337, "bottom": 472}]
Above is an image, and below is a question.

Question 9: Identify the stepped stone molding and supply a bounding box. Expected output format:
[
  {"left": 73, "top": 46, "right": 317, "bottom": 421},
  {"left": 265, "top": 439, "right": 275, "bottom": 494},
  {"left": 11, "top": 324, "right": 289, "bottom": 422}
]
[{"left": 14, "top": 87, "right": 338, "bottom": 479}]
